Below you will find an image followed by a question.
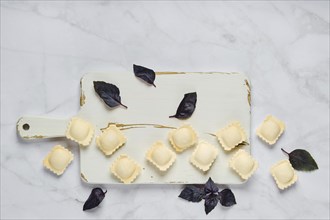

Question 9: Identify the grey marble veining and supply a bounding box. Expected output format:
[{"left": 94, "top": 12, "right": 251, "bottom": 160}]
[{"left": 1, "top": 1, "right": 329, "bottom": 219}]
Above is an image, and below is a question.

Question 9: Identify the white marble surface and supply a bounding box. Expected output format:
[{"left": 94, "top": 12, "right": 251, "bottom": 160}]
[{"left": 1, "top": 1, "right": 329, "bottom": 219}]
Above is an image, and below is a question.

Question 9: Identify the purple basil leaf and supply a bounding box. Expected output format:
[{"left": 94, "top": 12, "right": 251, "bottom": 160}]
[
  {"left": 170, "top": 92, "right": 197, "bottom": 119},
  {"left": 178, "top": 185, "right": 205, "bottom": 203},
  {"left": 93, "top": 81, "right": 127, "bottom": 109},
  {"left": 204, "top": 196, "right": 218, "bottom": 215},
  {"left": 219, "top": 189, "right": 236, "bottom": 207},
  {"left": 204, "top": 177, "right": 219, "bottom": 194},
  {"left": 83, "top": 188, "right": 107, "bottom": 211},
  {"left": 169, "top": 92, "right": 197, "bottom": 119},
  {"left": 133, "top": 64, "right": 156, "bottom": 87}
]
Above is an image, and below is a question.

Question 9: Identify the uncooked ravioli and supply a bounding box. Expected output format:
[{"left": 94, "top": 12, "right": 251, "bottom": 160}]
[
  {"left": 169, "top": 125, "right": 197, "bottom": 152},
  {"left": 96, "top": 125, "right": 126, "bottom": 156},
  {"left": 66, "top": 117, "right": 94, "bottom": 146},
  {"left": 216, "top": 121, "right": 247, "bottom": 151},
  {"left": 190, "top": 140, "right": 218, "bottom": 172},
  {"left": 146, "top": 141, "right": 176, "bottom": 172},
  {"left": 229, "top": 149, "right": 258, "bottom": 180},
  {"left": 257, "top": 115, "right": 285, "bottom": 145},
  {"left": 110, "top": 154, "right": 140, "bottom": 184},
  {"left": 270, "top": 159, "right": 297, "bottom": 190},
  {"left": 43, "top": 145, "right": 74, "bottom": 175}
]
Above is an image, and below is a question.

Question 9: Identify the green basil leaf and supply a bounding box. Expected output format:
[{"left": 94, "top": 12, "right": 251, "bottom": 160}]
[{"left": 282, "top": 148, "right": 318, "bottom": 171}]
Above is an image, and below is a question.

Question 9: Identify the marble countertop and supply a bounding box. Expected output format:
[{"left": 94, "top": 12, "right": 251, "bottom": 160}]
[{"left": 1, "top": 1, "right": 329, "bottom": 219}]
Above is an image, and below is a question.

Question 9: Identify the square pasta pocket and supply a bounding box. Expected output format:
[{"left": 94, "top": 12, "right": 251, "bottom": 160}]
[{"left": 66, "top": 117, "right": 94, "bottom": 146}]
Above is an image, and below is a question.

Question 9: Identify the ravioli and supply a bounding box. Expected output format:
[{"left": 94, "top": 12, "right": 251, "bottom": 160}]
[
  {"left": 169, "top": 125, "right": 197, "bottom": 152},
  {"left": 110, "top": 154, "right": 140, "bottom": 184},
  {"left": 66, "top": 117, "right": 94, "bottom": 146},
  {"left": 216, "top": 121, "right": 247, "bottom": 151},
  {"left": 229, "top": 149, "right": 258, "bottom": 180},
  {"left": 270, "top": 159, "right": 298, "bottom": 190},
  {"left": 146, "top": 141, "right": 176, "bottom": 172},
  {"left": 190, "top": 140, "right": 218, "bottom": 172},
  {"left": 96, "top": 125, "right": 126, "bottom": 156},
  {"left": 43, "top": 145, "right": 74, "bottom": 175},
  {"left": 257, "top": 115, "right": 285, "bottom": 145}
]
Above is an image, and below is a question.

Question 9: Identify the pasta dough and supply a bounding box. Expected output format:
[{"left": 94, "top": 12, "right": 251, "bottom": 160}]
[
  {"left": 169, "top": 125, "right": 197, "bottom": 152},
  {"left": 43, "top": 145, "right": 74, "bottom": 175},
  {"left": 190, "top": 140, "right": 218, "bottom": 172},
  {"left": 270, "top": 159, "right": 297, "bottom": 190},
  {"left": 229, "top": 149, "right": 258, "bottom": 180},
  {"left": 66, "top": 117, "right": 94, "bottom": 146},
  {"left": 111, "top": 154, "right": 140, "bottom": 184},
  {"left": 96, "top": 125, "right": 126, "bottom": 156},
  {"left": 257, "top": 115, "right": 285, "bottom": 145},
  {"left": 216, "top": 121, "right": 247, "bottom": 151},
  {"left": 146, "top": 141, "right": 176, "bottom": 171}
]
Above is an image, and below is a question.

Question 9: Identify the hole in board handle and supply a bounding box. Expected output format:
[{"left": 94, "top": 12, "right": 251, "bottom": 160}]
[{"left": 23, "top": 124, "right": 30, "bottom": 130}]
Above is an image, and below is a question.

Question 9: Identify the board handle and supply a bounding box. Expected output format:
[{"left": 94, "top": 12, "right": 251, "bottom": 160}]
[{"left": 17, "top": 116, "right": 69, "bottom": 140}]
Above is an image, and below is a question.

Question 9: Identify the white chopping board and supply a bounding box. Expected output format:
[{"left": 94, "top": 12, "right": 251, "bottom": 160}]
[{"left": 17, "top": 71, "right": 251, "bottom": 185}]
